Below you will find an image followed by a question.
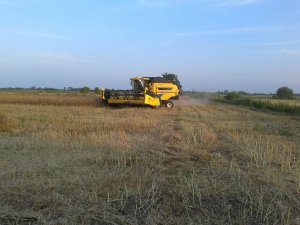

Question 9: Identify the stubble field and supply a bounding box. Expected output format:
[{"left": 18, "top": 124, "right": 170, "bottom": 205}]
[{"left": 0, "top": 92, "right": 299, "bottom": 225}]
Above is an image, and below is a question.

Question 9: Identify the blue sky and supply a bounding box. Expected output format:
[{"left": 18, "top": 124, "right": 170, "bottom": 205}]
[{"left": 0, "top": 0, "right": 299, "bottom": 92}]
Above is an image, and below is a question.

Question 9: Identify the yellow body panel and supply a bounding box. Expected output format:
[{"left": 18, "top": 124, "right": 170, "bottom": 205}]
[
  {"left": 148, "top": 82, "right": 179, "bottom": 101},
  {"left": 144, "top": 94, "right": 161, "bottom": 107}
]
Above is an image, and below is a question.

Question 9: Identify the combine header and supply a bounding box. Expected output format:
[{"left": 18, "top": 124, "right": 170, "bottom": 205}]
[{"left": 102, "top": 77, "right": 180, "bottom": 108}]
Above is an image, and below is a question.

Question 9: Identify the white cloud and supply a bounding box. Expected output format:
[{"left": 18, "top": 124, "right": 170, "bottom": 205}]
[
  {"left": 175, "top": 26, "right": 281, "bottom": 36},
  {"left": 0, "top": 29, "right": 70, "bottom": 40},
  {"left": 282, "top": 49, "right": 300, "bottom": 55},
  {"left": 256, "top": 40, "right": 300, "bottom": 46},
  {"left": 0, "top": 0, "right": 42, "bottom": 9},
  {"left": 137, "top": 0, "right": 192, "bottom": 7},
  {"left": 0, "top": 51, "right": 90, "bottom": 71},
  {"left": 1, "top": 51, "right": 88, "bottom": 64},
  {"left": 217, "top": 0, "right": 263, "bottom": 6},
  {"left": 28, "top": 52, "right": 87, "bottom": 62},
  {"left": 136, "top": 0, "right": 264, "bottom": 7}
]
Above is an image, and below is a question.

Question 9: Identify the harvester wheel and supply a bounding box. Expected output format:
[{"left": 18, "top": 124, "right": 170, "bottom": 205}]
[{"left": 165, "top": 101, "right": 174, "bottom": 108}]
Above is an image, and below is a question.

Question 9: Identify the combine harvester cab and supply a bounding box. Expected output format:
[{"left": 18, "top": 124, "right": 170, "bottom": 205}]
[{"left": 102, "top": 77, "right": 180, "bottom": 108}]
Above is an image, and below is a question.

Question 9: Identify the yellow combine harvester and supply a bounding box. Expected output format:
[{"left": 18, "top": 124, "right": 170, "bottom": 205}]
[{"left": 102, "top": 77, "right": 180, "bottom": 108}]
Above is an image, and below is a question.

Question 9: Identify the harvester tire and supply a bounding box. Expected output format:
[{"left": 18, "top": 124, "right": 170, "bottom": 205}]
[{"left": 165, "top": 101, "right": 174, "bottom": 108}]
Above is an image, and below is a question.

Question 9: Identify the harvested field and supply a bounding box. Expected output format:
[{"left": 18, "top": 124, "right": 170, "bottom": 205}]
[
  {"left": 0, "top": 93, "right": 299, "bottom": 225},
  {"left": 0, "top": 92, "right": 100, "bottom": 106}
]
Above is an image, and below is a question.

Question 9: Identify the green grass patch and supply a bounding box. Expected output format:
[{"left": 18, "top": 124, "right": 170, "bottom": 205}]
[{"left": 213, "top": 97, "right": 300, "bottom": 115}]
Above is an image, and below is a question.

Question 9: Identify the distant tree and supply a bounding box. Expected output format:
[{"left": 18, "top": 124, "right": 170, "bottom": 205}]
[
  {"left": 80, "top": 86, "right": 90, "bottom": 94},
  {"left": 276, "top": 87, "right": 294, "bottom": 99},
  {"left": 94, "top": 87, "right": 101, "bottom": 94},
  {"left": 238, "top": 91, "right": 248, "bottom": 95},
  {"left": 162, "top": 73, "right": 182, "bottom": 92},
  {"left": 272, "top": 94, "right": 278, "bottom": 99},
  {"left": 224, "top": 91, "right": 241, "bottom": 100}
]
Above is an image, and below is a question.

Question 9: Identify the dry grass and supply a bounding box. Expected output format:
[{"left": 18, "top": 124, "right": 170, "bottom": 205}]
[
  {"left": 0, "top": 91, "right": 100, "bottom": 106},
  {"left": 0, "top": 113, "right": 16, "bottom": 132},
  {"left": 0, "top": 93, "right": 299, "bottom": 225}
]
